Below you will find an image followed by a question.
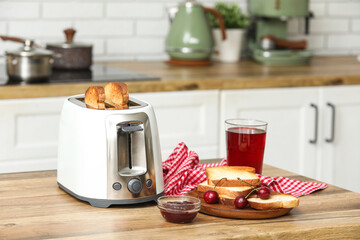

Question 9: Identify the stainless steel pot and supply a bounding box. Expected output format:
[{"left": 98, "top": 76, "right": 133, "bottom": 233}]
[
  {"left": 46, "top": 28, "right": 92, "bottom": 70},
  {"left": 5, "top": 39, "right": 54, "bottom": 82}
]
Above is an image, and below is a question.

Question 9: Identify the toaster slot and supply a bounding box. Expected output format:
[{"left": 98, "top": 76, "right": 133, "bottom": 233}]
[
  {"left": 117, "top": 121, "right": 147, "bottom": 177},
  {"left": 69, "top": 95, "right": 148, "bottom": 110}
]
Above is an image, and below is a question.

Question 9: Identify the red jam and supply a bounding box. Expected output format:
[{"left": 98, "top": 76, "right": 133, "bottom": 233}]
[{"left": 159, "top": 201, "right": 198, "bottom": 223}]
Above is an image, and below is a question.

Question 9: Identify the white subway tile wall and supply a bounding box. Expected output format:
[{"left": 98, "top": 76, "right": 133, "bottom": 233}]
[
  {"left": 0, "top": 0, "right": 359, "bottom": 61},
  {"left": 0, "top": 2, "right": 40, "bottom": 19},
  {"left": 311, "top": 19, "right": 349, "bottom": 33},
  {"left": 328, "top": 2, "right": 360, "bottom": 17},
  {"left": 106, "top": 3, "right": 164, "bottom": 18},
  {"left": 353, "top": 19, "right": 360, "bottom": 32},
  {"left": 9, "top": 21, "right": 73, "bottom": 37},
  {"left": 42, "top": 2, "right": 104, "bottom": 19},
  {"left": 0, "top": 22, "right": 6, "bottom": 34},
  {"left": 75, "top": 20, "right": 134, "bottom": 37}
]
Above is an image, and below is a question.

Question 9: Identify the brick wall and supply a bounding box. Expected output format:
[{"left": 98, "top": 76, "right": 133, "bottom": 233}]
[{"left": 0, "top": 0, "right": 359, "bottom": 62}]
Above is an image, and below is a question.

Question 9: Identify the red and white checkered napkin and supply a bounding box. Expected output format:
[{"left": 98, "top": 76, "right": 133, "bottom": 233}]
[
  {"left": 258, "top": 175, "right": 328, "bottom": 197},
  {"left": 162, "top": 142, "right": 226, "bottom": 196},
  {"left": 162, "top": 142, "right": 327, "bottom": 197}
]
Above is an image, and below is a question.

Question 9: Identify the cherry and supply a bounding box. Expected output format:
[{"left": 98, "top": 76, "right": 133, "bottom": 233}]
[
  {"left": 234, "top": 196, "right": 248, "bottom": 209},
  {"left": 259, "top": 183, "right": 268, "bottom": 188},
  {"left": 257, "top": 187, "right": 271, "bottom": 200},
  {"left": 203, "top": 177, "right": 227, "bottom": 204},
  {"left": 203, "top": 190, "right": 218, "bottom": 204}
]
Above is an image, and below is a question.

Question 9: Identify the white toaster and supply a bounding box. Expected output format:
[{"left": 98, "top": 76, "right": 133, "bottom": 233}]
[{"left": 57, "top": 94, "right": 164, "bottom": 208}]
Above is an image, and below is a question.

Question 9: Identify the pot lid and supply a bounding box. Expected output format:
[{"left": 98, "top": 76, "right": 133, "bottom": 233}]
[
  {"left": 6, "top": 39, "right": 53, "bottom": 57},
  {"left": 47, "top": 28, "right": 92, "bottom": 49}
]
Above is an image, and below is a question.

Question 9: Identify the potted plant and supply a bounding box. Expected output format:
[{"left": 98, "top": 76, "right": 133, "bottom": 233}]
[{"left": 208, "top": 2, "right": 250, "bottom": 62}]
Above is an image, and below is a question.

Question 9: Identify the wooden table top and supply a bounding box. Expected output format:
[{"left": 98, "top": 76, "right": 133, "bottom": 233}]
[
  {"left": 1, "top": 164, "right": 359, "bottom": 240},
  {"left": 1, "top": 56, "right": 360, "bottom": 99}
]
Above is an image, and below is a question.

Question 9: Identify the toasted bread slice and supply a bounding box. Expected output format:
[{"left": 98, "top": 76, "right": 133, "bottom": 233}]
[
  {"left": 117, "top": 82, "right": 129, "bottom": 103},
  {"left": 219, "top": 195, "right": 232, "bottom": 205},
  {"left": 222, "top": 166, "right": 256, "bottom": 173},
  {"left": 219, "top": 194, "right": 238, "bottom": 206},
  {"left": 104, "top": 82, "right": 129, "bottom": 108},
  {"left": 197, "top": 181, "right": 253, "bottom": 198},
  {"left": 206, "top": 166, "right": 260, "bottom": 187},
  {"left": 85, "top": 86, "right": 105, "bottom": 110},
  {"left": 247, "top": 193, "right": 299, "bottom": 210},
  {"left": 218, "top": 192, "right": 299, "bottom": 210},
  {"left": 106, "top": 104, "right": 129, "bottom": 110},
  {"left": 217, "top": 193, "right": 258, "bottom": 206}
]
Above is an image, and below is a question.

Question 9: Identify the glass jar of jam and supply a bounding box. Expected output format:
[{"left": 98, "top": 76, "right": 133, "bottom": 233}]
[{"left": 157, "top": 196, "right": 201, "bottom": 223}]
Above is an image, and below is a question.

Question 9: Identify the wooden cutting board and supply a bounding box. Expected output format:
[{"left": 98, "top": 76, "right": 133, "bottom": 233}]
[{"left": 188, "top": 190, "right": 293, "bottom": 219}]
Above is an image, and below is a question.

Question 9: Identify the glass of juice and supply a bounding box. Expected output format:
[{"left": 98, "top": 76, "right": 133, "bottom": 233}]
[{"left": 225, "top": 119, "right": 268, "bottom": 174}]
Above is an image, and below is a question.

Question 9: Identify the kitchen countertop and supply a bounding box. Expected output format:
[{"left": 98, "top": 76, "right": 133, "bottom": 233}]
[
  {"left": 1, "top": 56, "right": 360, "bottom": 99},
  {"left": 1, "top": 164, "right": 360, "bottom": 239}
]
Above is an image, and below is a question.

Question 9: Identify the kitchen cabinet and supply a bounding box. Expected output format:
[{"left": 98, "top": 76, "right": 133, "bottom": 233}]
[
  {"left": 0, "top": 90, "right": 219, "bottom": 173},
  {"left": 220, "top": 85, "right": 360, "bottom": 193},
  {"left": 132, "top": 90, "right": 220, "bottom": 161},
  {"left": 219, "top": 87, "right": 319, "bottom": 178},
  {"left": 0, "top": 97, "right": 66, "bottom": 173},
  {"left": 319, "top": 86, "right": 360, "bottom": 193}
]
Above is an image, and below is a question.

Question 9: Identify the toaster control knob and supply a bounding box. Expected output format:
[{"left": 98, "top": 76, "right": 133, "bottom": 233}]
[
  {"left": 146, "top": 179, "right": 153, "bottom": 188},
  {"left": 112, "top": 182, "right": 122, "bottom": 191},
  {"left": 127, "top": 178, "right": 143, "bottom": 194}
]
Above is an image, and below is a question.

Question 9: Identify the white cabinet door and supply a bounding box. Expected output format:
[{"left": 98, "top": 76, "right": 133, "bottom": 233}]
[
  {"left": 220, "top": 88, "right": 319, "bottom": 178},
  {"left": 320, "top": 86, "right": 360, "bottom": 193},
  {"left": 0, "top": 97, "right": 66, "bottom": 173},
  {"left": 133, "top": 90, "right": 220, "bottom": 161}
]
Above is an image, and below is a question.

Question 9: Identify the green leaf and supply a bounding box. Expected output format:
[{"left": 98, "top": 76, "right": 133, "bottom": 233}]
[{"left": 208, "top": 2, "right": 250, "bottom": 29}]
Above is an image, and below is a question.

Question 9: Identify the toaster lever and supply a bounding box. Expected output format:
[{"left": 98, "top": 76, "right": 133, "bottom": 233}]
[{"left": 121, "top": 125, "right": 143, "bottom": 133}]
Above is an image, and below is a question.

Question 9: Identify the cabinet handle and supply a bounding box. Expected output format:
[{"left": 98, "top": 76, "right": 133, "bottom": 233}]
[
  {"left": 326, "top": 102, "right": 336, "bottom": 143},
  {"left": 309, "top": 103, "right": 318, "bottom": 144}
]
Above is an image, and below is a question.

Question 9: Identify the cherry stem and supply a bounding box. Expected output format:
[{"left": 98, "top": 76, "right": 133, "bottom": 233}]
[
  {"left": 237, "top": 177, "right": 257, "bottom": 188},
  {"left": 237, "top": 177, "right": 263, "bottom": 199},
  {"left": 213, "top": 177, "right": 227, "bottom": 190},
  {"left": 245, "top": 188, "right": 257, "bottom": 199}
]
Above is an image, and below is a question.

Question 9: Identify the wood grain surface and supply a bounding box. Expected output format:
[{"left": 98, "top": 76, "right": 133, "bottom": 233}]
[
  {"left": 1, "top": 164, "right": 360, "bottom": 240},
  {"left": 1, "top": 56, "right": 360, "bottom": 99}
]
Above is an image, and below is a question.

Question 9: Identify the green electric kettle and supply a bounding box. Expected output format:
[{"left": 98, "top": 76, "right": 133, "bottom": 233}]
[{"left": 166, "top": 0, "right": 226, "bottom": 62}]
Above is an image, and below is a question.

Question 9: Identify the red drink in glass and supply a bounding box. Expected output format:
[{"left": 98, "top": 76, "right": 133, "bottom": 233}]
[{"left": 225, "top": 120, "right": 267, "bottom": 174}]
